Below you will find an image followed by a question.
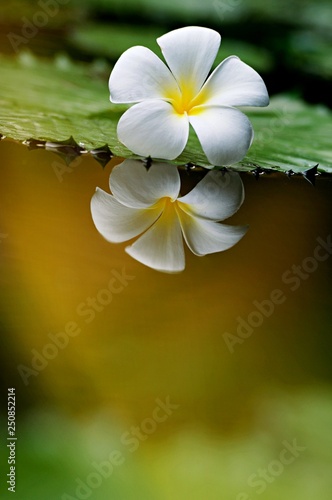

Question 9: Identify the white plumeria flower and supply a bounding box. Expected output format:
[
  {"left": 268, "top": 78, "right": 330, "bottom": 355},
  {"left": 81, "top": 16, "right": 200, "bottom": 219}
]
[
  {"left": 90, "top": 159, "right": 248, "bottom": 273},
  {"left": 109, "top": 26, "right": 269, "bottom": 166}
]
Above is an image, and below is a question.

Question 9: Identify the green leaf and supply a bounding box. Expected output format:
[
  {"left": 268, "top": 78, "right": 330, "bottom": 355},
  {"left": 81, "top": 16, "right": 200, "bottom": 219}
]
[
  {"left": 246, "top": 96, "right": 332, "bottom": 173},
  {"left": 0, "top": 51, "right": 130, "bottom": 156},
  {"left": 1, "top": 52, "right": 332, "bottom": 173}
]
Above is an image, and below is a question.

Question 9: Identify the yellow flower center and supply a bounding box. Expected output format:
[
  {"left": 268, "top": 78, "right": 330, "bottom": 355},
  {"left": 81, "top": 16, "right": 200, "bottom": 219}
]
[
  {"left": 152, "top": 196, "right": 176, "bottom": 217},
  {"left": 153, "top": 196, "right": 193, "bottom": 226},
  {"left": 165, "top": 82, "right": 208, "bottom": 116},
  {"left": 160, "top": 196, "right": 177, "bottom": 213},
  {"left": 149, "top": 196, "right": 179, "bottom": 230}
]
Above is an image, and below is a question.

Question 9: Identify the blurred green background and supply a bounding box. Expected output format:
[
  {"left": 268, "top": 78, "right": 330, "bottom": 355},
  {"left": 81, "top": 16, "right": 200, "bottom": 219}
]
[
  {"left": 1, "top": 0, "right": 332, "bottom": 105},
  {"left": 1, "top": 1, "right": 332, "bottom": 499}
]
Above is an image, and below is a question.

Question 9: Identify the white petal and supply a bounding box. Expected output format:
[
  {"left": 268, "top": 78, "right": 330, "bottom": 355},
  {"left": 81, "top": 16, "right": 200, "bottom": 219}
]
[
  {"left": 109, "top": 46, "right": 181, "bottom": 103},
  {"left": 126, "top": 201, "right": 185, "bottom": 273},
  {"left": 117, "top": 100, "right": 189, "bottom": 160},
  {"left": 178, "top": 170, "right": 244, "bottom": 221},
  {"left": 157, "top": 26, "right": 220, "bottom": 97},
  {"left": 90, "top": 188, "right": 162, "bottom": 243},
  {"left": 110, "top": 159, "right": 180, "bottom": 208},
  {"left": 197, "top": 56, "right": 269, "bottom": 107},
  {"left": 176, "top": 205, "right": 248, "bottom": 256},
  {"left": 189, "top": 106, "right": 253, "bottom": 166}
]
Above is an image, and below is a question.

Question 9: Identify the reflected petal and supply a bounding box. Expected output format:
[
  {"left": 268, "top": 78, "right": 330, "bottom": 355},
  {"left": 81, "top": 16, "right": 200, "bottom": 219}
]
[
  {"left": 110, "top": 160, "right": 180, "bottom": 208},
  {"left": 126, "top": 201, "right": 185, "bottom": 273},
  {"left": 109, "top": 46, "right": 181, "bottom": 103},
  {"left": 177, "top": 205, "right": 248, "bottom": 256},
  {"left": 198, "top": 56, "right": 269, "bottom": 107},
  {"left": 157, "top": 26, "right": 220, "bottom": 97},
  {"left": 91, "top": 188, "right": 162, "bottom": 243},
  {"left": 117, "top": 100, "right": 189, "bottom": 160},
  {"left": 178, "top": 171, "right": 244, "bottom": 221},
  {"left": 189, "top": 106, "right": 253, "bottom": 166}
]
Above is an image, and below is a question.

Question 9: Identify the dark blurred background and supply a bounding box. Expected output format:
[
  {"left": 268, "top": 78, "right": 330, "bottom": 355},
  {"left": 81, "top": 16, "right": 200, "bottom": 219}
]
[{"left": 1, "top": 0, "right": 332, "bottom": 106}]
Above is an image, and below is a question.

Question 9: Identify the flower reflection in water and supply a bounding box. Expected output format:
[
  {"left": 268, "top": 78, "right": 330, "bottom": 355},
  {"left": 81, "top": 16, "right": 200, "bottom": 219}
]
[{"left": 91, "top": 160, "right": 248, "bottom": 273}]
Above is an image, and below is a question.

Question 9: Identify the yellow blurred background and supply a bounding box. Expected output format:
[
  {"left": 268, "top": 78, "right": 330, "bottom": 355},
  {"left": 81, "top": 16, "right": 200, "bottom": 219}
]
[{"left": 1, "top": 139, "right": 332, "bottom": 498}]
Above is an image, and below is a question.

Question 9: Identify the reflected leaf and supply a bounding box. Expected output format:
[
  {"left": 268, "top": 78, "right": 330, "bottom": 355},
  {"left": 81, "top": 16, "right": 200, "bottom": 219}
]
[
  {"left": 45, "top": 136, "right": 85, "bottom": 164},
  {"left": 89, "top": 144, "right": 113, "bottom": 167},
  {"left": 91, "top": 159, "right": 247, "bottom": 273},
  {"left": 302, "top": 163, "right": 319, "bottom": 186}
]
